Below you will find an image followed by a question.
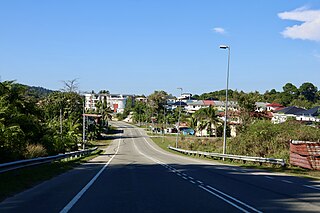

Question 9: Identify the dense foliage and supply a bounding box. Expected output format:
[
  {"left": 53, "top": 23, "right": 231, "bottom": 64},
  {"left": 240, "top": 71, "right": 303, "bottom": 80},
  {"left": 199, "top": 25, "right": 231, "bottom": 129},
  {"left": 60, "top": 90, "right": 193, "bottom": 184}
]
[{"left": 0, "top": 81, "right": 85, "bottom": 163}]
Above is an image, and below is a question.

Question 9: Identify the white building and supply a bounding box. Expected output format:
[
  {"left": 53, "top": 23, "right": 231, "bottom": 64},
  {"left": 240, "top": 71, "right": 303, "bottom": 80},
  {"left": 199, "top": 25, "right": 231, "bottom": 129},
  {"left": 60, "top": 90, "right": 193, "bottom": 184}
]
[
  {"left": 84, "top": 93, "right": 134, "bottom": 114},
  {"left": 84, "top": 93, "right": 100, "bottom": 111}
]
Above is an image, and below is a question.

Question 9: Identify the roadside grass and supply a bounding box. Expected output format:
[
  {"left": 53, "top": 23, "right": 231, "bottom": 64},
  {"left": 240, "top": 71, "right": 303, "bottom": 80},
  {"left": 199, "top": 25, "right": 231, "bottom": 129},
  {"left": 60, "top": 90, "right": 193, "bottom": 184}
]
[
  {"left": 150, "top": 134, "right": 320, "bottom": 180},
  {"left": 0, "top": 139, "right": 112, "bottom": 202}
]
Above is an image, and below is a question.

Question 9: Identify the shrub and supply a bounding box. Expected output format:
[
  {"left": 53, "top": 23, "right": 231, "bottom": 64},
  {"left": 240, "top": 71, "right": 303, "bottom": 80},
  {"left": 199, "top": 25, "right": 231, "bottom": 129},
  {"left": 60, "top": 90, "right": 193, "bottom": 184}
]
[
  {"left": 229, "top": 120, "right": 320, "bottom": 160},
  {"left": 23, "top": 144, "right": 47, "bottom": 159}
]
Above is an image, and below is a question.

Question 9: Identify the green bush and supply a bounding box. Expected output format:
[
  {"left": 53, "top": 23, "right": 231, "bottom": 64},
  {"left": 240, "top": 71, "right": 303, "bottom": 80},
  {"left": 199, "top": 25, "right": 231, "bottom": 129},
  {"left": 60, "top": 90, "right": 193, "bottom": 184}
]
[{"left": 228, "top": 120, "right": 320, "bottom": 160}]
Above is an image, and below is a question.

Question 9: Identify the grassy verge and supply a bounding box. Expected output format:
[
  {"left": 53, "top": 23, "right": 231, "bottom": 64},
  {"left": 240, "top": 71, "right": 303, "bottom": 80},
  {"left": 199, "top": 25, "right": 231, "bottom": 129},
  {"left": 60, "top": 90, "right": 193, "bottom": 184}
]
[
  {"left": 0, "top": 139, "right": 112, "bottom": 202},
  {"left": 150, "top": 135, "right": 320, "bottom": 180}
]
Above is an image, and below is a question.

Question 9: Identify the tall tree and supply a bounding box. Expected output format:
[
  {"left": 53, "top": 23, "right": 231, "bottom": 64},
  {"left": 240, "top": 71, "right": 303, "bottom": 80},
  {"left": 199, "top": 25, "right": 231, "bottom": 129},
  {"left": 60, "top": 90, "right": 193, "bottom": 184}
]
[{"left": 299, "top": 82, "right": 318, "bottom": 102}]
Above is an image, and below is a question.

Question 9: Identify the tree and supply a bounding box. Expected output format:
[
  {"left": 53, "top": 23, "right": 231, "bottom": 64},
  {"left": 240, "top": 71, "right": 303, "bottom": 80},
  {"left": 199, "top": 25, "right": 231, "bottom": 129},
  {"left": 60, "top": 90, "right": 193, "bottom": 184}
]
[
  {"left": 61, "top": 79, "right": 79, "bottom": 93},
  {"left": 39, "top": 91, "right": 83, "bottom": 153},
  {"left": 194, "top": 106, "right": 220, "bottom": 136},
  {"left": 299, "top": 82, "right": 318, "bottom": 102},
  {"left": 148, "top": 91, "right": 168, "bottom": 112},
  {"left": 96, "top": 99, "right": 112, "bottom": 125},
  {"left": 283, "top": 83, "right": 299, "bottom": 98},
  {"left": 238, "top": 94, "right": 256, "bottom": 113},
  {"left": 0, "top": 81, "right": 46, "bottom": 162}
]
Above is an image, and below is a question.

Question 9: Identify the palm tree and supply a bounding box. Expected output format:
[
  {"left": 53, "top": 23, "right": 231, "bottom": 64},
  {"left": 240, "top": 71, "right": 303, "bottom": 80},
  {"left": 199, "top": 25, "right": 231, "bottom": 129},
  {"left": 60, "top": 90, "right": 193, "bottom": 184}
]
[
  {"left": 194, "top": 106, "right": 221, "bottom": 137},
  {"left": 204, "top": 106, "right": 220, "bottom": 137},
  {"left": 96, "top": 100, "right": 113, "bottom": 126},
  {"left": 189, "top": 116, "right": 198, "bottom": 134}
]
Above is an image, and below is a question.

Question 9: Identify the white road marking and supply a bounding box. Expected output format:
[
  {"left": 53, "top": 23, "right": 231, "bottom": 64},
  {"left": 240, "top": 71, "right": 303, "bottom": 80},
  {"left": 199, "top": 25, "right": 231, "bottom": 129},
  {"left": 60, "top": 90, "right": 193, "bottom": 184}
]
[
  {"left": 199, "top": 186, "right": 250, "bottom": 213},
  {"left": 304, "top": 185, "right": 320, "bottom": 191},
  {"left": 60, "top": 139, "right": 121, "bottom": 213},
  {"left": 130, "top": 128, "right": 261, "bottom": 213},
  {"left": 190, "top": 180, "right": 196, "bottom": 184},
  {"left": 206, "top": 185, "right": 262, "bottom": 213},
  {"left": 282, "top": 180, "right": 293, "bottom": 184},
  {"left": 265, "top": 176, "right": 274, "bottom": 180}
]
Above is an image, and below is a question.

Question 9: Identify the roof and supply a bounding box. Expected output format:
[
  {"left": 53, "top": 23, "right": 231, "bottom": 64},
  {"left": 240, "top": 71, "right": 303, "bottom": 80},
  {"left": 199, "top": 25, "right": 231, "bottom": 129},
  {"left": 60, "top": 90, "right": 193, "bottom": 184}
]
[
  {"left": 266, "top": 103, "right": 283, "bottom": 107},
  {"left": 203, "top": 100, "right": 215, "bottom": 106},
  {"left": 255, "top": 102, "right": 269, "bottom": 107},
  {"left": 172, "top": 101, "right": 187, "bottom": 106},
  {"left": 275, "top": 106, "right": 306, "bottom": 115},
  {"left": 187, "top": 100, "right": 205, "bottom": 106},
  {"left": 83, "top": 114, "right": 102, "bottom": 118},
  {"left": 295, "top": 106, "right": 320, "bottom": 116}
]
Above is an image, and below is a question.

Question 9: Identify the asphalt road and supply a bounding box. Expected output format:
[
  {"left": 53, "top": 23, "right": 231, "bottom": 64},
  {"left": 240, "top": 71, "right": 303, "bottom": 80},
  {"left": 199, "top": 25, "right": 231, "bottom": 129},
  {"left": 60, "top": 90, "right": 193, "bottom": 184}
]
[{"left": 1, "top": 121, "right": 320, "bottom": 212}]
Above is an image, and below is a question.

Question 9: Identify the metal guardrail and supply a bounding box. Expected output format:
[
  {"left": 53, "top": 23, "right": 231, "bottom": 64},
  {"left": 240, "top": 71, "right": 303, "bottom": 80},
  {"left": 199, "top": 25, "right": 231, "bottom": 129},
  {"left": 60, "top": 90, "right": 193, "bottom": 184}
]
[
  {"left": 0, "top": 147, "right": 98, "bottom": 174},
  {"left": 168, "top": 146, "right": 286, "bottom": 166}
]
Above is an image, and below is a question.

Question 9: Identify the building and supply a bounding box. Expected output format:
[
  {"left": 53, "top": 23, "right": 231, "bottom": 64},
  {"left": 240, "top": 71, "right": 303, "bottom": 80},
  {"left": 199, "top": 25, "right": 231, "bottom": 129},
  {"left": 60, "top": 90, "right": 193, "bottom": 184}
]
[
  {"left": 84, "top": 93, "right": 100, "bottom": 111},
  {"left": 271, "top": 106, "right": 320, "bottom": 124},
  {"left": 84, "top": 93, "right": 134, "bottom": 114},
  {"left": 266, "top": 103, "right": 284, "bottom": 112}
]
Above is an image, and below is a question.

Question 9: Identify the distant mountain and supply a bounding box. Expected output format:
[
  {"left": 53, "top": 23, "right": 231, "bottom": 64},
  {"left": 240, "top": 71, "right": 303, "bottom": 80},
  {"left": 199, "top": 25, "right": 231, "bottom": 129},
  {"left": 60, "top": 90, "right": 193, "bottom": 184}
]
[{"left": 25, "top": 85, "right": 55, "bottom": 99}]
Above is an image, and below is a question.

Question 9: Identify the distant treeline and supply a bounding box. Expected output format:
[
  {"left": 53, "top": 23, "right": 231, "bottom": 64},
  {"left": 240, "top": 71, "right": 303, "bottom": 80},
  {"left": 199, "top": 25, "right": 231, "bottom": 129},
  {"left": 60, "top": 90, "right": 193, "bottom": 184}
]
[{"left": 193, "top": 82, "right": 320, "bottom": 109}]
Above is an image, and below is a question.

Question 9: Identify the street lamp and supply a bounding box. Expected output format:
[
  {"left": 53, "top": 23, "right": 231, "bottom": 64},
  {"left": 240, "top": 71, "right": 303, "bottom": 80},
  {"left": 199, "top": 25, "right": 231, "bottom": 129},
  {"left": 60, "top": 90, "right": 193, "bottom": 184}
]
[
  {"left": 176, "top": 87, "right": 183, "bottom": 148},
  {"left": 82, "top": 98, "right": 86, "bottom": 150},
  {"left": 220, "top": 44, "right": 230, "bottom": 156}
]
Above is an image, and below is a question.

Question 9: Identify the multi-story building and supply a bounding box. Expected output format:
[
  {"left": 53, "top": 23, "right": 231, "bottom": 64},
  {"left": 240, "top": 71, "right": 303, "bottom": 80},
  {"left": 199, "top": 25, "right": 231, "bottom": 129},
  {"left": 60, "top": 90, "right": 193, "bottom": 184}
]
[
  {"left": 84, "top": 93, "right": 134, "bottom": 114},
  {"left": 84, "top": 93, "right": 100, "bottom": 111}
]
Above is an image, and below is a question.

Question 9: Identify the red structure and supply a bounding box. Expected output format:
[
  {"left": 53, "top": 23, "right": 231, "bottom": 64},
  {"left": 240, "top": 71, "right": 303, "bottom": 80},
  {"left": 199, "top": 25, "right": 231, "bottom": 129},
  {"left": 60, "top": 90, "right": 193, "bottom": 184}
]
[{"left": 290, "top": 140, "right": 320, "bottom": 170}]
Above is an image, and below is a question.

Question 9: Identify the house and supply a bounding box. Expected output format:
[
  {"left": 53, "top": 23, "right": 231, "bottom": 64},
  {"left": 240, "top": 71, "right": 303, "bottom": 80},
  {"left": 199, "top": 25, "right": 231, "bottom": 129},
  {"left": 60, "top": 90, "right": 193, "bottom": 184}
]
[
  {"left": 295, "top": 106, "right": 320, "bottom": 122},
  {"left": 266, "top": 103, "right": 284, "bottom": 112},
  {"left": 255, "top": 102, "right": 269, "bottom": 112},
  {"left": 185, "top": 100, "right": 206, "bottom": 114},
  {"left": 135, "top": 96, "right": 147, "bottom": 103},
  {"left": 169, "top": 101, "right": 188, "bottom": 110},
  {"left": 271, "top": 106, "right": 309, "bottom": 124}
]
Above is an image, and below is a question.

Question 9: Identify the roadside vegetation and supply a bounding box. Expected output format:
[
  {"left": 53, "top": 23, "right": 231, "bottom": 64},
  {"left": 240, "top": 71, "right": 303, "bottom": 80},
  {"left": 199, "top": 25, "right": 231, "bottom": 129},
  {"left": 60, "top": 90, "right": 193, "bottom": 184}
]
[
  {"left": 0, "top": 136, "right": 114, "bottom": 202},
  {"left": 0, "top": 80, "right": 111, "bottom": 163}
]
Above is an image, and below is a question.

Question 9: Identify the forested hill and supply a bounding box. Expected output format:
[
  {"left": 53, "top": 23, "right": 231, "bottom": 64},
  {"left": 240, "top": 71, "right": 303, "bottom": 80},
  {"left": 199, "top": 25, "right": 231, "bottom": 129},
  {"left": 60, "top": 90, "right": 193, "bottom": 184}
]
[{"left": 25, "top": 85, "right": 55, "bottom": 99}]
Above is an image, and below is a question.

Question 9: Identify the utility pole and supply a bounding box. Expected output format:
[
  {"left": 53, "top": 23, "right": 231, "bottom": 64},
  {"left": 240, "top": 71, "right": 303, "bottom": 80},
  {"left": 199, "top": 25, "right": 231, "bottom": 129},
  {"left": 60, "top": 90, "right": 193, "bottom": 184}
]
[
  {"left": 82, "top": 98, "right": 86, "bottom": 150},
  {"left": 176, "top": 87, "right": 183, "bottom": 148},
  {"left": 60, "top": 108, "right": 62, "bottom": 139}
]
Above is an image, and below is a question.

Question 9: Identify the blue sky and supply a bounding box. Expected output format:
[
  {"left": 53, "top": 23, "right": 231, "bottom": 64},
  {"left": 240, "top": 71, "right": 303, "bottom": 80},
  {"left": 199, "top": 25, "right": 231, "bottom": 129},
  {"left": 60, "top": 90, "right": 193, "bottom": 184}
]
[{"left": 1, "top": 1, "right": 320, "bottom": 97}]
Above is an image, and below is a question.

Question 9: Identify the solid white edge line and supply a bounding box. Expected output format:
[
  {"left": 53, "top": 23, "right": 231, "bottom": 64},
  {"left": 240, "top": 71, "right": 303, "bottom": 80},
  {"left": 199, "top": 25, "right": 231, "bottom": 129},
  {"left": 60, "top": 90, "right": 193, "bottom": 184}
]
[{"left": 60, "top": 139, "right": 121, "bottom": 213}]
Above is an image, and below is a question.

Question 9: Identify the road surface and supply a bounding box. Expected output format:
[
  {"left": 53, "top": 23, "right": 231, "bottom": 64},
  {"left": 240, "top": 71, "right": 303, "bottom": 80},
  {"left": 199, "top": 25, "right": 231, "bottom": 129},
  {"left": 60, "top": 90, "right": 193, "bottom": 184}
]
[{"left": 1, "top": 121, "right": 320, "bottom": 212}]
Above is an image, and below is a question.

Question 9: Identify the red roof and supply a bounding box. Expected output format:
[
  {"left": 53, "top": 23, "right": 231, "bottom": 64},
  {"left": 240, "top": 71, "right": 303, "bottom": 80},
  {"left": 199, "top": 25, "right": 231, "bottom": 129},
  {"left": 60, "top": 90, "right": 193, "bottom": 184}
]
[
  {"left": 266, "top": 103, "right": 283, "bottom": 107},
  {"left": 203, "top": 100, "right": 214, "bottom": 106}
]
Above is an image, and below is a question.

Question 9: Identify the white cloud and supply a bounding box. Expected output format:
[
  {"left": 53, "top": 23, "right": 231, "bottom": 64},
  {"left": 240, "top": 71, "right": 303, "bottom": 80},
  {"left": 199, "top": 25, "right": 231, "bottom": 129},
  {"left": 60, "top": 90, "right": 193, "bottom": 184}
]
[
  {"left": 212, "top": 27, "right": 226, "bottom": 34},
  {"left": 278, "top": 7, "right": 320, "bottom": 41}
]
